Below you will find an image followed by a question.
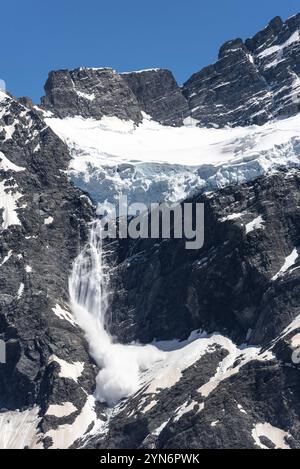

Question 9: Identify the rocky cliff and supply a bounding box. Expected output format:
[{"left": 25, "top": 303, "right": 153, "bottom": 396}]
[
  {"left": 90, "top": 170, "right": 300, "bottom": 449},
  {"left": 0, "top": 90, "right": 103, "bottom": 448},
  {"left": 41, "top": 67, "right": 188, "bottom": 126},
  {"left": 41, "top": 14, "right": 300, "bottom": 128},
  {"left": 183, "top": 14, "right": 300, "bottom": 127}
]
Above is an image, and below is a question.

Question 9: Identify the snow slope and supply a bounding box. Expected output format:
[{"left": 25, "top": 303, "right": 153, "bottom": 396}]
[{"left": 46, "top": 113, "right": 300, "bottom": 207}]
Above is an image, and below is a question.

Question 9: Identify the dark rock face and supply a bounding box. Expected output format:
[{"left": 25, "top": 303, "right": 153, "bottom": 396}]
[
  {"left": 91, "top": 348, "right": 300, "bottom": 449},
  {"left": 183, "top": 14, "right": 300, "bottom": 127},
  {"left": 41, "top": 67, "right": 189, "bottom": 126},
  {"left": 107, "top": 171, "right": 300, "bottom": 347},
  {"left": 122, "top": 69, "right": 189, "bottom": 125},
  {"left": 0, "top": 92, "right": 98, "bottom": 446},
  {"left": 41, "top": 68, "right": 143, "bottom": 122},
  {"left": 88, "top": 170, "right": 300, "bottom": 449}
]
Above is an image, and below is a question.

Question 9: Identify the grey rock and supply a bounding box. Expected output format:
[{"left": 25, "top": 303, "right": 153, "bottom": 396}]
[
  {"left": 0, "top": 91, "right": 98, "bottom": 444},
  {"left": 183, "top": 14, "right": 300, "bottom": 127},
  {"left": 88, "top": 170, "right": 300, "bottom": 449},
  {"left": 122, "top": 69, "right": 189, "bottom": 125},
  {"left": 41, "top": 67, "right": 143, "bottom": 122}
]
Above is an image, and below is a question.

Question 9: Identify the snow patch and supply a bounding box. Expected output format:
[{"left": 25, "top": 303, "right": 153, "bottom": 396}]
[
  {"left": 237, "top": 404, "right": 247, "bottom": 415},
  {"left": 49, "top": 355, "right": 84, "bottom": 382},
  {"left": 76, "top": 90, "right": 95, "bottom": 101},
  {"left": 245, "top": 215, "right": 265, "bottom": 234},
  {"left": 52, "top": 304, "right": 77, "bottom": 327},
  {"left": 252, "top": 422, "right": 291, "bottom": 449},
  {"left": 221, "top": 212, "right": 244, "bottom": 222},
  {"left": 198, "top": 344, "right": 274, "bottom": 398},
  {"left": 0, "top": 180, "right": 23, "bottom": 230},
  {"left": 46, "top": 402, "right": 77, "bottom": 418},
  {"left": 0, "top": 407, "right": 43, "bottom": 449},
  {"left": 211, "top": 420, "right": 220, "bottom": 427},
  {"left": 291, "top": 333, "right": 300, "bottom": 349},
  {"left": 174, "top": 400, "right": 200, "bottom": 422},
  {"left": 0, "top": 151, "right": 25, "bottom": 172},
  {"left": 121, "top": 68, "right": 161, "bottom": 75},
  {"left": 0, "top": 250, "right": 12, "bottom": 267},
  {"left": 45, "top": 396, "right": 102, "bottom": 449},
  {"left": 272, "top": 248, "right": 299, "bottom": 281},
  {"left": 152, "top": 420, "right": 169, "bottom": 437},
  {"left": 44, "top": 216, "right": 54, "bottom": 225},
  {"left": 17, "top": 283, "right": 24, "bottom": 299}
]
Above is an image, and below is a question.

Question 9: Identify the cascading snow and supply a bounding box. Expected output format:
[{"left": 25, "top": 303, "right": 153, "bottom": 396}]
[{"left": 69, "top": 220, "right": 164, "bottom": 406}]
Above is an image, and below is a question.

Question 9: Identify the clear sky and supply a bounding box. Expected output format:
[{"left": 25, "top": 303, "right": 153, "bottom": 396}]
[{"left": 1, "top": 0, "right": 300, "bottom": 102}]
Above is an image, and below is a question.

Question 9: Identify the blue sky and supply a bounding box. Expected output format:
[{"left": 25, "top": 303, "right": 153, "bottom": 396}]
[{"left": 1, "top": 0, "right": 300, "bottom": 102}]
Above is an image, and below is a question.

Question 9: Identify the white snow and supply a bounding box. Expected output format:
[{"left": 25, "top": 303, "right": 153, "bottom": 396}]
[
  {"left": 174, "top": 401, "right": 201, "bottom": 422},
  {"left": 0, "top": 407, "right": 43, "bottom": 449},
  {"left": 76, "top": 90, "right": 95, "bottom": 101},
  {"left": 17, "top": 283, "right": 24, "bottom": 299},
  {"left": 25, "top": 265, "right": 32, "bottom": 273},
  {"left": 221, "top": 212, "right": 245, "bottom": 222},
  {"left": 258, "top": 31, "right": 300, "bottom": 61},
  {"left": 121, "top": 68, "right": 161, "bottom": 75},
  {"left": 211, "top": 420, "right": 220, "bottom": 427},
  {"left": 46, "top": 113, "right": 300, "bottom": 207},
  {"left": 44, "top": 216, "right": 54, "bottom": 225},
  {"left": 197, "top": 343, "right": 273, "bottom": 399},
  {"left": 245, "top": 215, "right": 265, "bottom": 234},
  {"left": 0, "top": 250, "right": 12, "bottom": 267},
  {"left": 46, "top": 402, "right": 77, "bottom": 418},
  {"left": 139, "top": 331, "right": 274, "bottom": 400},
  {"left": 237, "top": 404, "right": 247, "bottom": 415},
  {"left": 269, "top": 313, "right": 300, "bottom": 351},
  {"left": 52, "top": 304, "right": 77, "bottom": 327},
  {"left": 291, "top": 333, "right": 300, "bottom": 349},
  {"left": 142, "top": 399, "right": 158, "bottom": 413},
  {"left": 152, "top": 420, "right": 169, "bottom": 436},
  {"left": 252, "top": 422, "right": 291, "bottom": 449},
  {"left": 0, "top": 151, "right": 25, "bottom": 172},
  {"left": 272, "top": 248, "right": 299, "bottom": 281},
  {"left": 0, "top": 180, "right": 23, "bottom": 230},
  {"left": 45, "top": 396, "right": 102, "bottom": 449},
  {"left": 48, "top": 355, "right": 84, "bottom": 382}
]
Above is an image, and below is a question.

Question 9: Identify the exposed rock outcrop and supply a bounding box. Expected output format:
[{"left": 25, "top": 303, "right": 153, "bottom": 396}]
[
  {"left": 41, "top": 67, "right": 143, "bottom": 122},
  {"left": 183, "top": 14, "right": 300, "bottom": 127},
  {"left": 0, "top": 90, "right": 100, "bottom": 448},
  {"left": 122, "top": 69, "right": 189, "bottom": 125}
]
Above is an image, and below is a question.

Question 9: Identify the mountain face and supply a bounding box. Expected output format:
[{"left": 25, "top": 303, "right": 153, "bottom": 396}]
[
  {"left": 0, "top": 90, "right": 100, "bottom": 448},
  {"left": 121, "top": 69, "right": 190, "bottom": 126},
  {"left": 90, "top": 171, "right": 300, "bottom": 450},
  {"left": 41, "top": 14, "right": 300, "bottom": 128},
  {"left": 41, "top": 67, "right": 189, "bottom": 126},
  {"left": 183, "top": 14, "right": 300, "bottom": 127},
  {"left": 108, "top": 172, "right": 300, "bottom": 347},
  {"left": 41, "top": 68, "right": 143, "bottom": 123},
  {"left": 1, "top": 13, "right": 300, "bottom": 450}
]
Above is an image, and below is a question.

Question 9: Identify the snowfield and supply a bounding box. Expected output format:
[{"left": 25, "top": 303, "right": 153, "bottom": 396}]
[{"left": 46, "top": 113, "right": 300, "bottom": 207}]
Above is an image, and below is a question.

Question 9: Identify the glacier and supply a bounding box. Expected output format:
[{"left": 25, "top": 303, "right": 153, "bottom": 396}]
[{"left": 46, "top": 112, "right": 300, "bottom": 208}]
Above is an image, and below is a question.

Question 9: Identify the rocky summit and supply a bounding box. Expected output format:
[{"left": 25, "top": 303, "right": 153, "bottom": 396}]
[
  {"left": 183, "top": 14, "right": 300, "bottom": 127},
  {"left": 1, "top": 13, "right": 300, "bottom": 450},
  {"left": 41, "top": 14, "right": 300, "bottom": 128}
]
